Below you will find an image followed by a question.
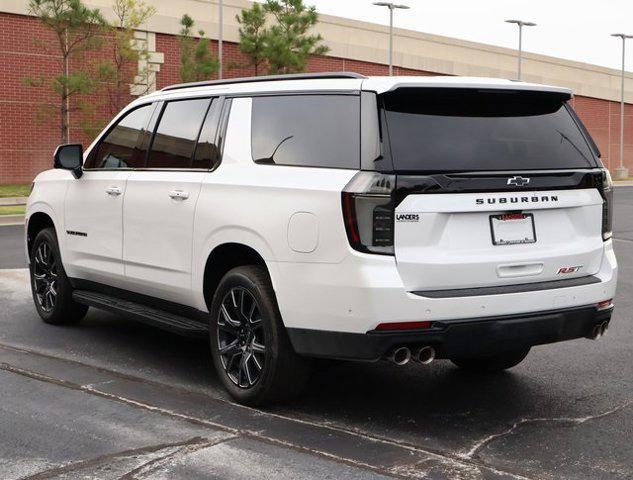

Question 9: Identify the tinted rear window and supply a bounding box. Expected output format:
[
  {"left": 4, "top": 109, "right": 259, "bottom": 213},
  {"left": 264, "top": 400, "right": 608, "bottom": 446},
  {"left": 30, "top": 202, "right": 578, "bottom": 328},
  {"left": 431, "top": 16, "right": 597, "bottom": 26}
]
[
  {"left": 382, "top": 88, "right": 596, "bottom": 172},
  {"left": 147, "top": 98, "right": 211, "bottom": 169},
  {"left": 251, "top": 95, "right": 359, "bottom": 169}
]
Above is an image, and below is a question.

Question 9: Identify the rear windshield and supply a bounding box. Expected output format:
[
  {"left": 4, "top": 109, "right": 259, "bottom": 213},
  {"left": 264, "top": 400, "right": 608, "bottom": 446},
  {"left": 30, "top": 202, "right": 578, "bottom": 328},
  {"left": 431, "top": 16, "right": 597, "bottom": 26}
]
[{"left": 382, "top": 88, "right": 597, "bottom": 172}]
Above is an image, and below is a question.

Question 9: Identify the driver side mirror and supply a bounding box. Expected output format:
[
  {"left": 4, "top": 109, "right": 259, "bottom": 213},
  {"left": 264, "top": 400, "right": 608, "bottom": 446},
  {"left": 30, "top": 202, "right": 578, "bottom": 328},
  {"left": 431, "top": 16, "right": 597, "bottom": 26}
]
[{"left": 54, "top": 144, "right": 84, "bottom": 179}]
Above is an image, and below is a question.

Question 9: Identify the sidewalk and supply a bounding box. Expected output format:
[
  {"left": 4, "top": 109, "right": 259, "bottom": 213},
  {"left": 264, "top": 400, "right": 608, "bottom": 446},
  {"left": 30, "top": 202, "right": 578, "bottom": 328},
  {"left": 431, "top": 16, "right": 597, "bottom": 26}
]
[
  {"left": 0, "top": 215, "right": 24, "bottom": 226},
  {"left": 0, "top": 197, "right": 27, "bottom": 206},
  {"left": 614, "top": 180, "right": 633, "bottom": 187}
]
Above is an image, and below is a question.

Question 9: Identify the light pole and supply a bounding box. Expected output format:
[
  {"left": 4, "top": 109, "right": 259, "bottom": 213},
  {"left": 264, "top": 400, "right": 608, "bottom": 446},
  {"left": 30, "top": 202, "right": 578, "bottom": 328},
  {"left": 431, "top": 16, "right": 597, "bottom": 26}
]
[
  {"left": 612, "top": 33, "right": 633, "bottom": 179},
  {"left": 218, "top": 0, "right": 223, "bottom": 79},
  {"left": 505, "top": 19, "right": 536, "bottom": 81},
  {"left": 373, "top": 2, "right": 410, "bottom": 76}
]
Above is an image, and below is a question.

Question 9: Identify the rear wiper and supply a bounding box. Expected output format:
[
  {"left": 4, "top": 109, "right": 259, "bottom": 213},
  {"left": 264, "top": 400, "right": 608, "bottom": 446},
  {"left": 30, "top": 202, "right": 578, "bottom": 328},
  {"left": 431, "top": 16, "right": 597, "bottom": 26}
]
[
  {"left": 556, "top": 129, "right": 592, "bottom": 163},
  {"left": 254, "top": 135, "right": 294, "bottom": 164}
]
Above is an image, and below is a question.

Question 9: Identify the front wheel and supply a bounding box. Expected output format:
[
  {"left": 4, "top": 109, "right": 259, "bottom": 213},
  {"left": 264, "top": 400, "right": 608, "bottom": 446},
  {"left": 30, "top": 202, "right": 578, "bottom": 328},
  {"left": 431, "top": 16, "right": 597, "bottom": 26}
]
[
  {"left": 209, "top": 265, "right": 311, "bottom": 406},
  {"left": 30, "top": 228, "right": 88, "bottom": 325},
  {"left": 451, "top": 347, "right": 530, "bottom": 373}
]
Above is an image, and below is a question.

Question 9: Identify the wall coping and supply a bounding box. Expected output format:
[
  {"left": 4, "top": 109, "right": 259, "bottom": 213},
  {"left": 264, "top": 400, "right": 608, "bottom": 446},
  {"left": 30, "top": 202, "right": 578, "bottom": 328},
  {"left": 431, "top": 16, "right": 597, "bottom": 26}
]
[{"left": 4, "top": 0, "right": 633, "bottom": 103}]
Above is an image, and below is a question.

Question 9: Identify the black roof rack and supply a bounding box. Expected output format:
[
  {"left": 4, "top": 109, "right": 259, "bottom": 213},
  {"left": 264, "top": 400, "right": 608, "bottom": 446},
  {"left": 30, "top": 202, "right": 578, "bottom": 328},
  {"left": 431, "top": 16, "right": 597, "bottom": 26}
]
[{"left": 161, "top": 72, "right": 367, "bottom": 92}]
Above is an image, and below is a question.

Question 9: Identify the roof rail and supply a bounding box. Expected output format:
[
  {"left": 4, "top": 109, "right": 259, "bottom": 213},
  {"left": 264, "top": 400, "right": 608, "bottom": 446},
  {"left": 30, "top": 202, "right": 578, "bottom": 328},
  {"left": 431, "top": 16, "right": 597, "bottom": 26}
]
[{"left": 161, "top": 72, "right": 367, "bottom": 92}]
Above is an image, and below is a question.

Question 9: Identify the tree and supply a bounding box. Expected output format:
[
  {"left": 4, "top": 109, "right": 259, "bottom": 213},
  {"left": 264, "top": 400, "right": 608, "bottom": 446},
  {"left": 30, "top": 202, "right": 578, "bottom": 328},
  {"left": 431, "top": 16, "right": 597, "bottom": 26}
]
[
  {"left": 99, "top": 0, "right": 156, "bottom": 115},
  {"left": 236, "top": 2, "right": 267, "bottom": 76},
  {"left": 262, "top": 0, "right": 329, "bottom": 74},
  {"left": 179, "top": 14, "right": 218, "bottom": 83},
  {"left": 26, "top": 0, "right": 107, "bottom": 143}
]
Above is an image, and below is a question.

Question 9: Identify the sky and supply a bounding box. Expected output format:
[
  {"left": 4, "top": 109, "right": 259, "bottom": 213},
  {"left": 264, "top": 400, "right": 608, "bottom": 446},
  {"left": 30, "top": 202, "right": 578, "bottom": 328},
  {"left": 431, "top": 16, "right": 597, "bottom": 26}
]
[{"left": 305, "top": 0, "right": 633, "bottom": 71}]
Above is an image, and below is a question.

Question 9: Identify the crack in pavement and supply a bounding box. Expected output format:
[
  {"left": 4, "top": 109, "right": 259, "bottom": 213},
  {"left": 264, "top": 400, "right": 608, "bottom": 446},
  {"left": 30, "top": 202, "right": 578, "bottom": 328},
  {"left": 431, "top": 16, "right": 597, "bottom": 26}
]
[
  {"left": 0, "top": 360, "right": 535, "bottom": 480},
  {"left": 20, "top": 437, "right": 211, "bottom": 480},
  {"left": 461, "top": 399, "right": 633, "bottom": 460},
  {"left": 118, "top": 435, "right": 240, "bottom": 479}
]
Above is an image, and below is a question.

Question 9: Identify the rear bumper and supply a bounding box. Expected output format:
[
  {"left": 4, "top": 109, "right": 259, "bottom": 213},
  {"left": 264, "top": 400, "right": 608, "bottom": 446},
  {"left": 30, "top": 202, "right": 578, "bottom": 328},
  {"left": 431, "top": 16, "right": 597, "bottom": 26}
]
[
  {"left": 272, "top": 240, "right": 617, "bottom": 335},
  {"left": 288, "top": 304, "right": 614, "bottom": 361}
]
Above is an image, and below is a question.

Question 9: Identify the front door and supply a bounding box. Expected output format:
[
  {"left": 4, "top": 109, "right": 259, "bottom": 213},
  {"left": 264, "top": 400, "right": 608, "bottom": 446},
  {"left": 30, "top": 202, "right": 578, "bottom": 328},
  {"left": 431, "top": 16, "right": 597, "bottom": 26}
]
[{"left": 63, "top": 102, "right": 156, "bottom": 284}]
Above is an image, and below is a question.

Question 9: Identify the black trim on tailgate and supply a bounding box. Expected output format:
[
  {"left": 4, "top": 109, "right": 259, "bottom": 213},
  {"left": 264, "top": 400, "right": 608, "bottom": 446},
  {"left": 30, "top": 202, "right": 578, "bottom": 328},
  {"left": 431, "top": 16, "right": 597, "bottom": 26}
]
[
  {"left": 393, "top": 169, "right": 604, "bottom": 206},
  {"left": 413, "top": 275, "right": 601, "bottom": 298}
]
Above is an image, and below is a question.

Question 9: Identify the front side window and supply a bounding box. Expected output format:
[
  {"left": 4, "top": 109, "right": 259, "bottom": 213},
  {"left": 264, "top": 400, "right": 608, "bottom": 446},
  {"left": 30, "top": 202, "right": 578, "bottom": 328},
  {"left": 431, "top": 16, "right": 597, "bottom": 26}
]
[
  {"left": 147, "top": 98, "right": 211, "bottom": 169},
  {"left": 87, "top": 104, "right": 154, "bottom": 169},
  {"left": 251, "top": 95, "right": 360, "bottom": 169}
]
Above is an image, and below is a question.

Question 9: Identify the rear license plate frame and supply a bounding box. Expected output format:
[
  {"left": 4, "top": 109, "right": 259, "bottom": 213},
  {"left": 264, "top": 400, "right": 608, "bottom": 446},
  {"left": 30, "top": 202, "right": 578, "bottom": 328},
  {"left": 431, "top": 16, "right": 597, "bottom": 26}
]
[{"left": 489, "top": 213, "right": 536, "bottom": 246}]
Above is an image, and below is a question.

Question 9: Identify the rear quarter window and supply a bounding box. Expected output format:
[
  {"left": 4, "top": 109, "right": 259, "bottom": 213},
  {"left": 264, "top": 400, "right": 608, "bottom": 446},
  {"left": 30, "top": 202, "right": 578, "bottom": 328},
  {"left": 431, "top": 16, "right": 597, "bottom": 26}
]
[{"left": 251, "top": 94, "right": 360, "bottom": 169}]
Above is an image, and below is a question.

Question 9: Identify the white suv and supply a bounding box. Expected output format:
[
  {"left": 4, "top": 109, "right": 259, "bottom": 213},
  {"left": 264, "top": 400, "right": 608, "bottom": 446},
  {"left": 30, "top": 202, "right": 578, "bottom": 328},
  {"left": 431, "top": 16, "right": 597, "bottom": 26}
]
[{"left": 26, "top": 73, "right": 617, "bottom": 405}]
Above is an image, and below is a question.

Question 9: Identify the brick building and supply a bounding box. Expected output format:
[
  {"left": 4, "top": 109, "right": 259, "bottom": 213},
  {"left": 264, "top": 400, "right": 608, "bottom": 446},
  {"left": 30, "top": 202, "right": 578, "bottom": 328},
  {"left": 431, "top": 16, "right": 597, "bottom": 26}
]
[{"left": 2, "top": 0, "right": 633, "bottom": 183}]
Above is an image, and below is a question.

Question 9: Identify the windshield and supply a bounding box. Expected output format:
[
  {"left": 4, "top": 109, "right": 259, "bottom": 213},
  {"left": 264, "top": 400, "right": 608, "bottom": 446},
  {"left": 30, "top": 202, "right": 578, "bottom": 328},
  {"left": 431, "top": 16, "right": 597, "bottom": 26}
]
[{"left": 382, "top": 88, "right": 597, "bottom": 172}]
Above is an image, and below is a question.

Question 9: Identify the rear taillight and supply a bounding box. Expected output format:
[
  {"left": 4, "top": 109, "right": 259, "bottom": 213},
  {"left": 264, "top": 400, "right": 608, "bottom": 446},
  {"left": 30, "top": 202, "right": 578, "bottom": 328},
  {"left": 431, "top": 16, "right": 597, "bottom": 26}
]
[
  {"left": 342, "top": 172, "right": 395, "bottom": 255},
  {"left": 596, "top": 299, "right": 613, "bottom": 311},
  {"left": 600, "top": 169, "right": 613, "bottom": 241}
]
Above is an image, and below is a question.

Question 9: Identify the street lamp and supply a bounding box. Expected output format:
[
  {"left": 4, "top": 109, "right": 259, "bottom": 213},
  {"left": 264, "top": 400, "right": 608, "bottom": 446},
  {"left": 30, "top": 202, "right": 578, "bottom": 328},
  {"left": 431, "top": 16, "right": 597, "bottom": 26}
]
[
  {"left": 218, "top": 0, "right": 223, "bottom": 79},
  {"left": 611, "top": 33, "right": 633, "bottom": 179},
  {"left": 505, "top": 19, "right": 536, "bottom": 81},
  {"left": 373, "top": 2, "right": 410, "bottom": 76}
]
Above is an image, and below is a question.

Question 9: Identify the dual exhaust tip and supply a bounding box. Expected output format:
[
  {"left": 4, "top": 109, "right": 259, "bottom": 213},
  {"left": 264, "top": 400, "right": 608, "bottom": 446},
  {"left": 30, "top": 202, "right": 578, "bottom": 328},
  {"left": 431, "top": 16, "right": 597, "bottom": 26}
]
[
  {"left": 387, "top": 346, "right": 435, "bottom": 366},
  {"left": 588, "top": 321, "right": 610, "bottom": 340}
]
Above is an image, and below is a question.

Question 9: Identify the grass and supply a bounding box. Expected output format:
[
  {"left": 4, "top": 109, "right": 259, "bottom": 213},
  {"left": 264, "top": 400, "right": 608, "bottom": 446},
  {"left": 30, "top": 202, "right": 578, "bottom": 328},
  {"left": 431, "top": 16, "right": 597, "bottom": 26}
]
[
  {"left": 0, "top": 205, "right": 26, "bottom": 216},
  {"left": 0, "top": 184, "right": 31, "bottom": 198}
]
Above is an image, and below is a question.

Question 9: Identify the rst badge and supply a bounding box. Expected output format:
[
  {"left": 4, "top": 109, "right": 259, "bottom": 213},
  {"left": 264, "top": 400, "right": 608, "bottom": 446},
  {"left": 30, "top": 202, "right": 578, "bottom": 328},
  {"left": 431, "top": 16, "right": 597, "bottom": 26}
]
[{"left": 557, "top": 266, "right": 582, "bottom": 274}]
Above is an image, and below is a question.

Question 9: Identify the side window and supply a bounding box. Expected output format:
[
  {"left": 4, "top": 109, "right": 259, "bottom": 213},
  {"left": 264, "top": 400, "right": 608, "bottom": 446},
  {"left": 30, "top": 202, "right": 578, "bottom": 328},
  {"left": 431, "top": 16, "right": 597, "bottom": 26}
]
[
  {"left": 192, "top": 98, "right": 222, "bottom": 169},
  {"left": 251, "top": 95, "right": 360, "bottom": 169},
  {"left": 87, "top": 104, "right": 154, "bottom": 169},
  {"left": 147, "top": 98, "right": 211, "bottom": 169}
]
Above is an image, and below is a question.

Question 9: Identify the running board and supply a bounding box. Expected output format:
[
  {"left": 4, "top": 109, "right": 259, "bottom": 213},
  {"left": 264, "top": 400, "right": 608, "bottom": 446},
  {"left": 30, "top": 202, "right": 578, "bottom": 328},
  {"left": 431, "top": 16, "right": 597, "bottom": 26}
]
[{"left": 72, "top": 290, "right": 208, "bottom": 338}]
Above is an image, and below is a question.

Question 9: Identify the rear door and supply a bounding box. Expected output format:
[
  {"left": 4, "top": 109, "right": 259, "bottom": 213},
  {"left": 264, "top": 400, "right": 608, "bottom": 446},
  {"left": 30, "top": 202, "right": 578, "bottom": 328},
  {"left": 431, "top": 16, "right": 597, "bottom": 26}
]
[
  {"left": 381, "top": 88, "right": 605, "bottom": 293},
  {"left": 122, "top": 97, "right": 222, "bottom": 305}
]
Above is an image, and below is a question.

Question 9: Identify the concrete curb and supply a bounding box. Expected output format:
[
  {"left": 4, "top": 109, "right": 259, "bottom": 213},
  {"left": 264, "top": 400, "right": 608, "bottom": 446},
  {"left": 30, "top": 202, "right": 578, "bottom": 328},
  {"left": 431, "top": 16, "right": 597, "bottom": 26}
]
[
  {"left": 0, "top": 215, "right": 25, "bottom": 226},
  {"left": 0, "top": 197, "right": 27, "bottom": 206},
  {"left": 614, "top": 181, "right": 633, "bottom": 187}
]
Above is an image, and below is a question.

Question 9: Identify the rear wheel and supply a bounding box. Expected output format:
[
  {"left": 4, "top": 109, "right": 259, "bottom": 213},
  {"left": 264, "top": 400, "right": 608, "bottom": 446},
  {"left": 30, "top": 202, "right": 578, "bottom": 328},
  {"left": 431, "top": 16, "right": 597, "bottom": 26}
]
[
  {"left": 451, "top": 347, "right": 530, "bottom": 373},
  {"left": 30, "top": 228, "right": 88, "bottom": 325},
  {"left": 209, "top": 265, "right": 310, "bottom": 406}
]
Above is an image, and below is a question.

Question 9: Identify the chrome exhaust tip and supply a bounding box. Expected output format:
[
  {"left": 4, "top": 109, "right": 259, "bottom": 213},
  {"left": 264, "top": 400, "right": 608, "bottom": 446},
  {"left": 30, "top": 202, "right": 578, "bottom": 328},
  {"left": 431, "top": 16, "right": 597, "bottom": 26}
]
[
  {"left": 600, "top": 321, "right": 609, "bottom": 337},
  {"left": 387, "top": 346, "right": 411, "bottom": 365},
  {"left": 587, "top": 324, "right": 602, "bottom": 340},
  {"left": 415, "top": 346, "right": 436, "bottom": 365}
]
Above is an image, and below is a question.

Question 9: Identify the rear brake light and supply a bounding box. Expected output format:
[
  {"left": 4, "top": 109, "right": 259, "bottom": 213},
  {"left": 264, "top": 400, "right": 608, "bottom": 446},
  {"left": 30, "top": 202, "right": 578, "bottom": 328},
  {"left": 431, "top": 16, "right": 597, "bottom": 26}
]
[
  {"left": 375, "top": 321, "right": 432, "bottom": 331},
  {"left": 596, "top": 299, "right": 613, "bottom": 311},
  {"left": 342, "top": 172, "right": 395, "bottom": 255},
  {"left": 600, "top": 169, "right": 613, "bottom": 241}
]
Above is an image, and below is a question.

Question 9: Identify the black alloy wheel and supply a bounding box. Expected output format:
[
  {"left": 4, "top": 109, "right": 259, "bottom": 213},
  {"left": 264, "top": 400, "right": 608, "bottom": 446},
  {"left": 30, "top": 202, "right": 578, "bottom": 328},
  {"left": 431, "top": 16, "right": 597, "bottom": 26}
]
[
  {"left": 32, "top": 240, "right": 59, "bottom": 313},
  {"left": 30, "top": 227, "right": 88, "bottom": 325},
  {"left": 217, "top": 287, "right": 267, "bottom": 388}
]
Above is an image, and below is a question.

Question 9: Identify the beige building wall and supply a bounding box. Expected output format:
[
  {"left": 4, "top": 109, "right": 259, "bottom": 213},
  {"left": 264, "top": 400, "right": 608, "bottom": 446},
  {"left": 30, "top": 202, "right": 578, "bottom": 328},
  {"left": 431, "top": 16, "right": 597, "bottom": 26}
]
[{"left": 4, "top": 0, "right": 633, "bottom": 103}]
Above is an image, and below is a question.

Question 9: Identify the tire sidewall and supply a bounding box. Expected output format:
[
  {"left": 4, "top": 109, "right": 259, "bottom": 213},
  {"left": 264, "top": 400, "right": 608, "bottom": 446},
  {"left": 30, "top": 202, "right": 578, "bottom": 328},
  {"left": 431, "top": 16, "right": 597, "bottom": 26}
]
[
  {"left": 209, "top": 267, "right": 283, "bottom": 403},
  {"left": 30, "top": 228, "right": 72, "bottom": 323}
]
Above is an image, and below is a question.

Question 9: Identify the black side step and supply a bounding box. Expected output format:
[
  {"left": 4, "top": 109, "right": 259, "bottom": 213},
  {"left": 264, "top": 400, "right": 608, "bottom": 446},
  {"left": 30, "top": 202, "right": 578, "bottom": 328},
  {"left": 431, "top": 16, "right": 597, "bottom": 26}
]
[{"left": 72, "top": 290, "right": 209, "bottom": 338}]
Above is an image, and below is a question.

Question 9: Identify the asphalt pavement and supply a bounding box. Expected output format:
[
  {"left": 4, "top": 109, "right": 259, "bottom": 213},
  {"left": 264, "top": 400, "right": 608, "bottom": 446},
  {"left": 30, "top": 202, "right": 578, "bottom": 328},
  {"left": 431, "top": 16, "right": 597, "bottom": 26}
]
[{"left": 0, "top": 188, "right": 632, "bottom": 479}]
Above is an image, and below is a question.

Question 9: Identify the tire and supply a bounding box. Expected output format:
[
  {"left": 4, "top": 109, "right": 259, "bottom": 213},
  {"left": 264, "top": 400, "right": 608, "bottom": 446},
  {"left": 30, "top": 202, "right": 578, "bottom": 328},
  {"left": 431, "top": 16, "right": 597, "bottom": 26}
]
[
  {"left": 30, "top": 228, "right": 88, "bottom": 325},
  {"left": 209, "top": 265, "right": 311, "bottom": 406},
  {"left": 451, "top": 347, "right": 530, "bottom": 373}
]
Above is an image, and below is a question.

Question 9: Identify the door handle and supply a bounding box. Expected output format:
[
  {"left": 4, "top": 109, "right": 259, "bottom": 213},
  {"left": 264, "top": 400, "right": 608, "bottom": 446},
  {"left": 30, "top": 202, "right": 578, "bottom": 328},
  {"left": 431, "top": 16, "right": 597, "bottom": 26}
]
[
  {"left": 105, "top": 186, "right": 122, "bottom": 196},
  {"left": 168, "top": 190, "right": 190, "bottom": 200}
]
